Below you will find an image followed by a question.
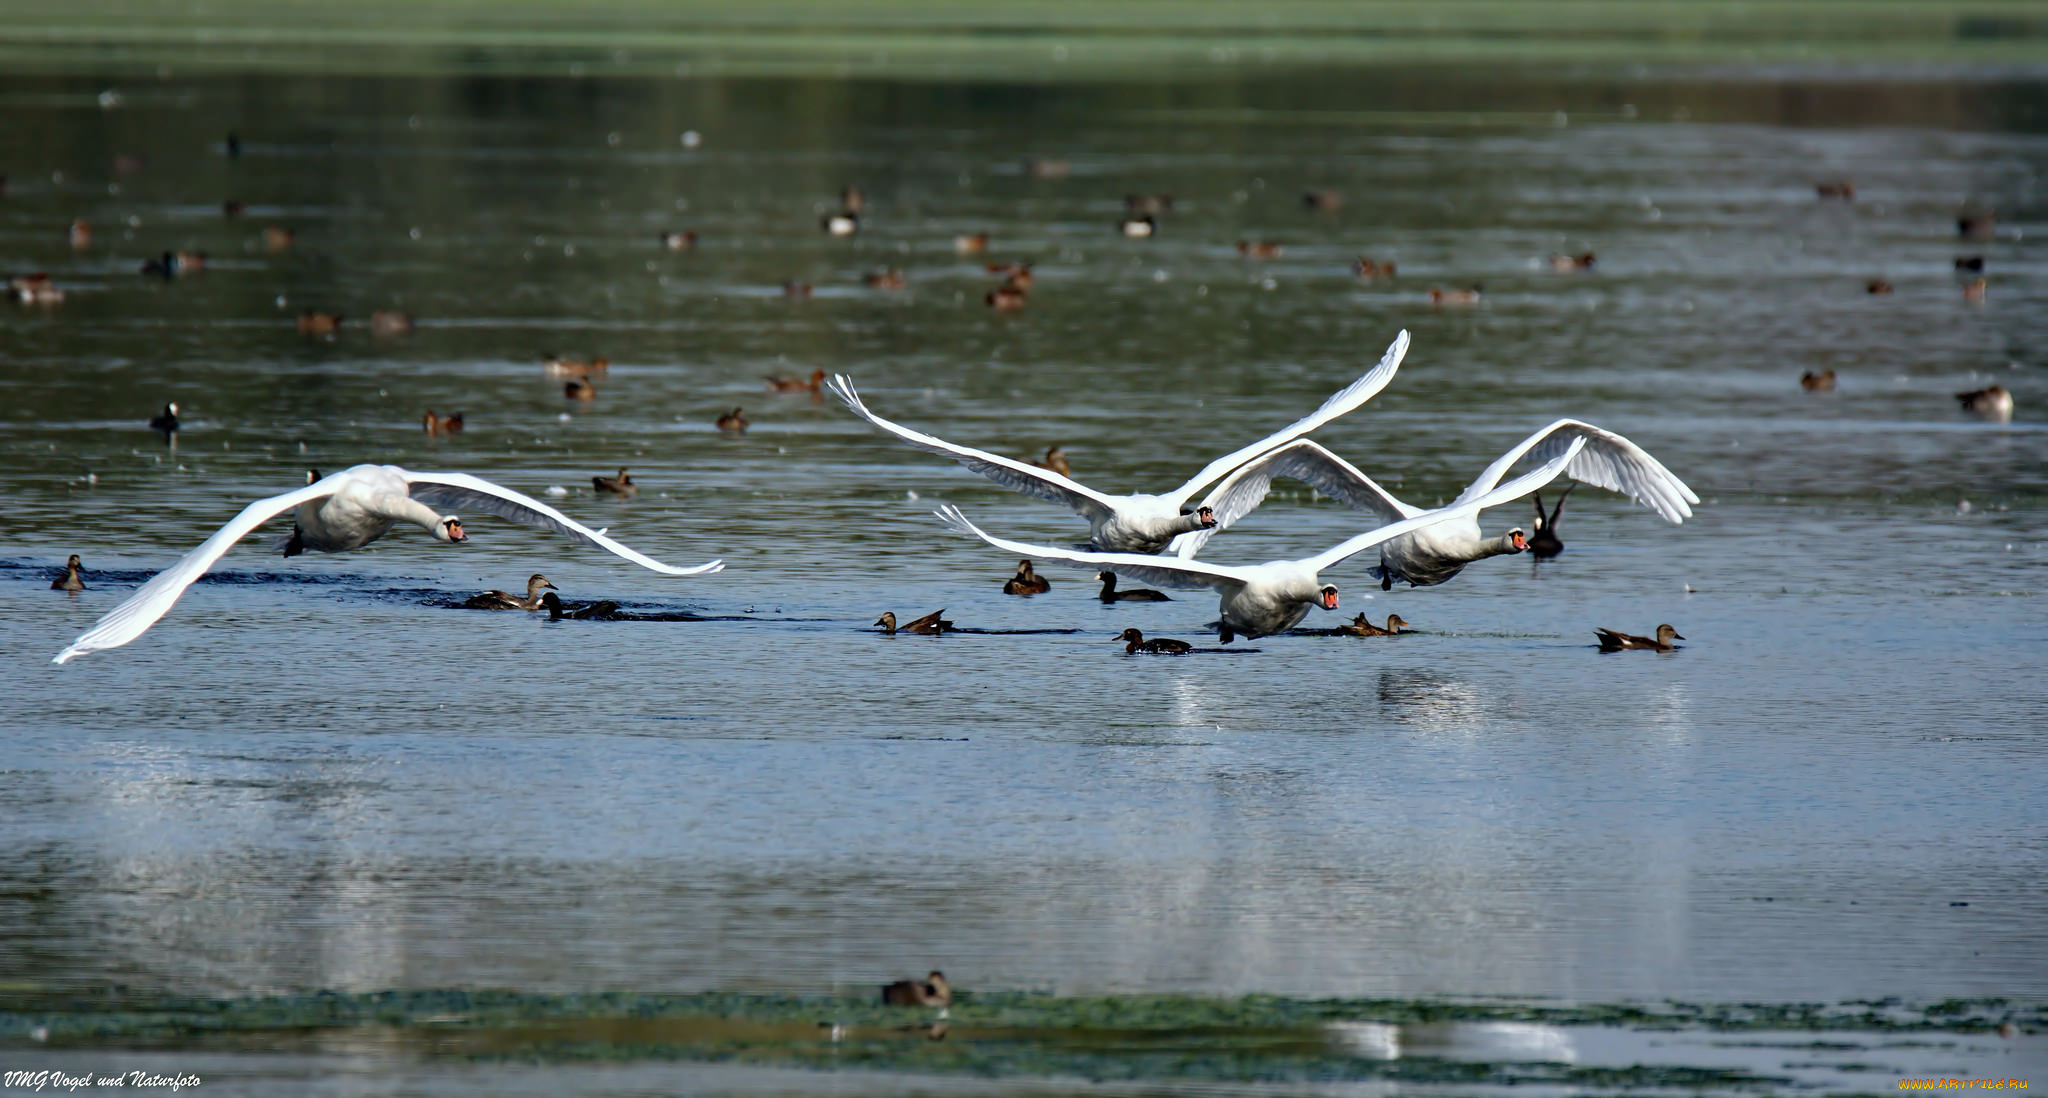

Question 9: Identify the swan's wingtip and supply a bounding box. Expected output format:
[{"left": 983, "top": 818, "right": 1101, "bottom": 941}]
[{"left": 51, "top": 647, "right": 81, "bottom": 665}]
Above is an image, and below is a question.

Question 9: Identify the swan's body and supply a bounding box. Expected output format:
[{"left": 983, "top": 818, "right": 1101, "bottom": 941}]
[
  {"left": 464, "top": 573, "right": 556, "bottom": 611},
  {"left": 53, "top": 464, "right": 723, "bottom": 663},
  {"left": 1170, "top": 418, "right": 1696, "bottom": 589},
  {"left": 829, "top": 330, "right": 1411, "bottom": 554},
  {"left": 936, "top": 438, "right": 1585, "bottom": 642}
]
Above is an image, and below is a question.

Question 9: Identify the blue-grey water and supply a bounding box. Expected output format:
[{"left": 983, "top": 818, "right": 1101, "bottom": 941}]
[{"left": 1, "top": 49, "right": 2045, "bottom": 1094}]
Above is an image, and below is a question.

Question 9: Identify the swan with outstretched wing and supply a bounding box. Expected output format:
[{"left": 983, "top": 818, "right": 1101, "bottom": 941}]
[
  {"left": 54, "top": 464, "right": 723, "bottom": 663},
  {"left": 1169, "top": 418, "right": 1696, "bottom": 588},
  {"left": 829, "top": 330, "right": 1410, "bottom": 553}
]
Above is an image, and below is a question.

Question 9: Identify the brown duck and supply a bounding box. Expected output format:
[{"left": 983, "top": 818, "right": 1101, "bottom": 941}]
[
  {"left": 296, "top": 309, "right": 342, "bottom": 336},
  {"left": 880, "top": 971, "right": 950, "bottom": 1007},
  {"left": 1115, "top": 628, "right": 1191, "bottom": 654},
  {"left": 51, "top": 554, "right": 86, "bottom": 592},
  {"left": 766, "top": 369, "right": 826, "bottom": 393},
  {"left": 875, "top": 610, "right": 953, "bottom": 636},
  {"left": 986, "top": 283, "right": 1028, "bottom": 312},
  {"left": 1340, "top": 613, "right": 1408, "bottom": 637},
  {"left": 464, "top": 574, "right": 557, "bottom": 611},
  {"left": 371, "top": 310, "right": 415, "bottom": 336},
  {"left": 1801, "top": 369, "right": 1836, "bottom": 392},
  {"left": 1097, "top": 571, "right": 1170, "bottom": 602},
  {"left": 1027, "top": 446, "right": 1070, "bottom": 477},
  {"left": 422, "top": 410, "right": 463, "bottom": 436},
  {"left": 716, "top": 407, "right": 749, "bottom": 433},
  {"left": 1002, "top": 560, "right": 1052, "bottom": 596},
  {"left": 592, "top": 467, "right": 636, "bottom": 495},
  {"left": 564, "top": 378, "right": 597, "bottom": 402},
  {"left": 541, "top": 591, "right": 620, "bottom": 620},
  {"left": 1595, "top": 624, "right": 1684, "bottom": 652}
]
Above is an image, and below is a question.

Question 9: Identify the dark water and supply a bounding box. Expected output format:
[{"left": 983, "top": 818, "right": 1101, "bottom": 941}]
[{"left": 2, "top": 43, "right": 2045, "bottom": 1093}]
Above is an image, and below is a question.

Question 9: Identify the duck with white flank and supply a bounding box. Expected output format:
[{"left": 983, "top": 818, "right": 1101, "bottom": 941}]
[
  {"left": 829, "top": 330, "right": 1411, "bottom": 554},
  {"left": 1115, "top": 628, "right": 1191, "bottom": 654},
  {"left": 52, "top": 464, "right": 724, "bottom": 663},
  {"left": 881, "top": 971, "right": 950, "bottom": 1007},
  {"left": 936, "top": 438, "right": 1585, "bottom": 643},
  {"left": 1596, "top": 624, "right": 1683, "bottom": 652},
  {"left": 463, "top": 574, "right": 556, "bottom": 610},
  {"left": 1168, "top": 419, "right": 1695, "bottom": 590},
  {"left": 1956, "top": 385, "right": 2013, "bottom": 423},
  {"left": 1096, "top": 571, "right": 1170, "bottom": 602},
  {"left": 149, "top": 402, "right": 179, "bottom": 442}
]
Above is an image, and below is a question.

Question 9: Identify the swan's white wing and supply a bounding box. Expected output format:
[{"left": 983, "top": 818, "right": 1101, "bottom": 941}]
[
  {"left": 1169, "top": 438, "right": 1421, "bottom": 559},
  {"left": 1451, "top": 419, "right": 1698, "bottom": 523},
  {"left": 826, "top": 375, "right": 1122, "bottom": 522},
  {"left": 53, "top": 479, "right": 339, "bottom": 664},
  {"left": 934, "top": 504, "right": 1251, "bottom": 594},
  {"left": 403, "top": 471, "right": 724, "bottom": 576},
  {"left": 1307, "top": 438, "right": 1587, "bottom": 573},
  {"left": 1162, "top": 329, "right": 1409, "bottom": 506}
]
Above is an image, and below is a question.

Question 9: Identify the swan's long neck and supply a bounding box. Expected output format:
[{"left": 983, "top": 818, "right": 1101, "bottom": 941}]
[
  {"left": 1167, "top": 512, "right": 1211, "bottom": 535},
  {"left": 1475, "top": 531, "right": 1524, "bottom": 561},
  {"left": 375, "top": 494, "right": 453, "bottom": 537}
]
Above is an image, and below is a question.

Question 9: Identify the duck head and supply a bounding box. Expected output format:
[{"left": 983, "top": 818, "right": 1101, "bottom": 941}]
[
  {"left": 436, "top": 516, "right": 468, "bottom": 543},
  {"left": 1319, "top": 584, "right": 1340, "bottom": 611},
  {"left": 1386, "top": 614, "right": 1409, "bottom": 632},
  {"left": 67, "top": 554, "right": 84, "bottom": 571},
  {"left": 874, "top": 612, "right": 897, "bottom": 631},
  {"left": 1114, "top": 628, "right": 1145, "bottom": 643},
  {"left": 1654, "top": 624, "right": 1685, "bottom": 644},
  {"left": 526, "top": 574, "right": 557, "bottom": 595}
]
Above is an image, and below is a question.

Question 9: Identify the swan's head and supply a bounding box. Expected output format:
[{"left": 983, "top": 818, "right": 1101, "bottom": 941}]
[
  {"left": 436, "top": 516, "right": 467, "bottom": 543},
  {"left": 1179, "top": 505, "right": 1217, "bottom": 528},
  {"left": 1504, "top": 527, "right": 1528, "bottom": 552},
  {"left": 1319, "top": 584, "right": 1340, "bottom": 611}
]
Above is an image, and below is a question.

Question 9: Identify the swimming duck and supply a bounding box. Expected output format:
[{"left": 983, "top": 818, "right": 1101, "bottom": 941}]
[
  {"left": 1801, "top": 369, "right": 1836, "bottom": 392},
  {"left": 370, "top": 310, "right": 414, "bottom": 336},
  {"left": 1866, "top": 279, "right": 1893, "bottom": 295},
  {"left": 954, "top": 233, "right": 990, "bottom": 255},
  {"left": 660, "top": 230, "right": 698, "bottom": 250},
  {"left": 464, "top": 573, "right": 557, "bottom": 611},
  {"left": 1169, "top": 420, "right": 1693, "bottom": 591},
  {"left": 1124, "top": 193, "right": 1173, "bottom": 215},
  {"left": 1549, "top": 252, "right": 1596, "bottom": 272},
  {"left": 937, "top": 445, "right": 1587, "bottom": 642},
  {"left": 1237, "top": 240, "right": 1283, "bottom": 259},
  {"left": 592, "top": 467, "right": 636, "bottom": 495},
  {"left": 985, "top": 283, "right": 1028, "bottom": 311},
  {"left": 1957, "top": 211, "right": 1995, "bottom": 240},
  {"left": 296, "top": 309, "right": 342, "bottom": 336},
  {"left": 68, "top": 220, "right": 91, "bottom": 249},
  {"left": 422, "top": 410, "right": 464, "bottom": 436},
  {"left": 863, "top": 268, "right": 907, "bottom": 290},
  {"left": 51, "top": 554, "right": 85, "bottom": 592},
  {"left": 880, "top": 971, "right": 950, "bottom": 1007},
  {"left": 141, "top": 251, "right": 205, "bottom": 278},
  {"left": 540, "top": 591, "right": 621, "bottom": 620},
  {"left": 1962, "top": 277, "right": 1986, "bottom": 304},
  {"left": 1529, "top": 483, "right": 1572, "bottom": 559},
  {"left": 1955, "top": 256, "right": 1984, "bottom": 272},
  {"left": 9, "top": 273, "right": 63, "bottom": 304},
  {"left": 1340, "top": 613, "right": 1408, "bottom": 637},
  {"left": 1815, "top": 181, "right": 1855, "bottom": 201},
  {"left": 1002, "top": 559, "right": 1052, "bottom": 596},
  {"left": 263, "top": 226, "right": 294, "bottom": 252},
  {"left": 564, "top": 378, "right": 597, "bottom": 401},
  {"left": 766, "top": 369, "right": 826, "bottom": 394},
  {"left": 782, "top": 280, "right": 814, "bottom": 298},
  {"left": 1027, "top": 446, "right": 1070, "bottom": 477},
  {"left": 1956, "top": 385, "right": 2013, "bottom": 423},
  {"left": 985, "top": 263, "right": 1033, "bottom": 290},
  {"left": 149, "top": 402, "right": 180, "bottom": 441},
  {"left": 875, "top": 610, "right": 953, "bottom": 636},
  {"left": 1595, "top": 624, "right": 1684, "bottom": 652},
  {"left": 716, "top": 407, "right": 749, "bottom": 433},
  {"left": 839, "top": 186, "right": 865, "bottom": 214},
  {"left": 1115, "top": 628, "right": 1192, "bottom": 654},
  {"left": 545, "top": 356, "right": 608, "bottom": 379},
  {"left": 1118, "top": 214, "right": 1157, "bottom": 238},
  {"left": 1351, "top": 257, "right": 1396, "bottom": 280},
  {"left": 828, "top": 330, "right": 1411, "bottom": 554},
  {"left": 1302, "top": 189, "right": 1342, "bottom": 211},
  {"left": 1097, "top": 571, "right": 1171, "bottom": 602},
  {"left": 821, "top": 212, "right": 859, "bottom": 237},
  {"left": 1429, "top": 286, "right": 1481, "bottom": 306},
  {"left": 52, "top": 464, "right": 723, "bottom": 663}
]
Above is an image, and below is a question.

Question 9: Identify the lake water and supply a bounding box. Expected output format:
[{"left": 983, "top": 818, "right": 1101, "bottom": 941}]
[{"left": 1, "top": 15, "right": 2045, "bottom": 1093}]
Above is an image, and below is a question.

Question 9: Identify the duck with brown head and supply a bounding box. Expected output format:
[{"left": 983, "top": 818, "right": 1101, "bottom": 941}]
[
  {"left": 463, "top": 574, "right": 556, "bottom": 611},
  {"left": 51, "top": 555, "right": 85, "bottom": 592},
  {"left": 1595, "top": 624, "right": 1683, "bottom": 652},
  {"left": 1002, "top": 560, "right": 1051, "bottom": 596},
  {"left": 881, "top": 971, "right": 950, "bottom": 1007},
  {"left": 875, "top": 610, "right": 953, "bottom": 636}
]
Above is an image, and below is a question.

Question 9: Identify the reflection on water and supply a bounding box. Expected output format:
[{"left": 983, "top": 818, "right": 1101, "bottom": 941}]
[{"left": 2, "top": 25, "right": 2046, "bottom": 1067}]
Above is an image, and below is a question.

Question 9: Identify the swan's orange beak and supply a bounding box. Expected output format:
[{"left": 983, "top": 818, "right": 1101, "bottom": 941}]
[
  {"left": 446, "top": 519, "right": 467, "bottom": 543},
  {"left": 1321, "top": 590, "right": 1339, "bottom": 610},
  {"left": 1197, "top": 507, "right": 1217, "bottom": 528},
  {"left": 1510, "top": 531, "right": 1527, "bottom": 551}
]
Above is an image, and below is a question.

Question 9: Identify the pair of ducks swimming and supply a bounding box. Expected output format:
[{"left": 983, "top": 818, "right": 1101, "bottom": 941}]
[
  {"left": 1000, "top": 561, "right": 1172, "bottom": 603},
  {"left": 462, "top": 574, "right": 619, "bottom": 619}
]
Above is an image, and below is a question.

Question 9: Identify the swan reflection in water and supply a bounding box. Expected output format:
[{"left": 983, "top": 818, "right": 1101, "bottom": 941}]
[
  {"left": 1329, "top": 1020, "right": 1576, "bottom": 1064},
  {"left": 1376, "top": 668, "right": 1489, "bottom": 733}
]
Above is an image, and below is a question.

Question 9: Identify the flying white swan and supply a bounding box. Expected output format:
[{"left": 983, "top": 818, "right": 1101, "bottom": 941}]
[
  {"left": 936, "top": 437, "right": 1586, "bottom": 642},
  {"left": 827, "top": 330, "right": 1411, "bottom": 553},
  {"left": 1168, "top": 419, "right": 1697, "bottom": 588},
  {"left": 53, "top": 464, "right": 724, "bottom": 664}
]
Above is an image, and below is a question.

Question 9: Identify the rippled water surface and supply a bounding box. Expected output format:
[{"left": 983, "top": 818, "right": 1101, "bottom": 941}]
[{"left": 2, "top": 19, "right": 2046, "bottom": 1093}]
